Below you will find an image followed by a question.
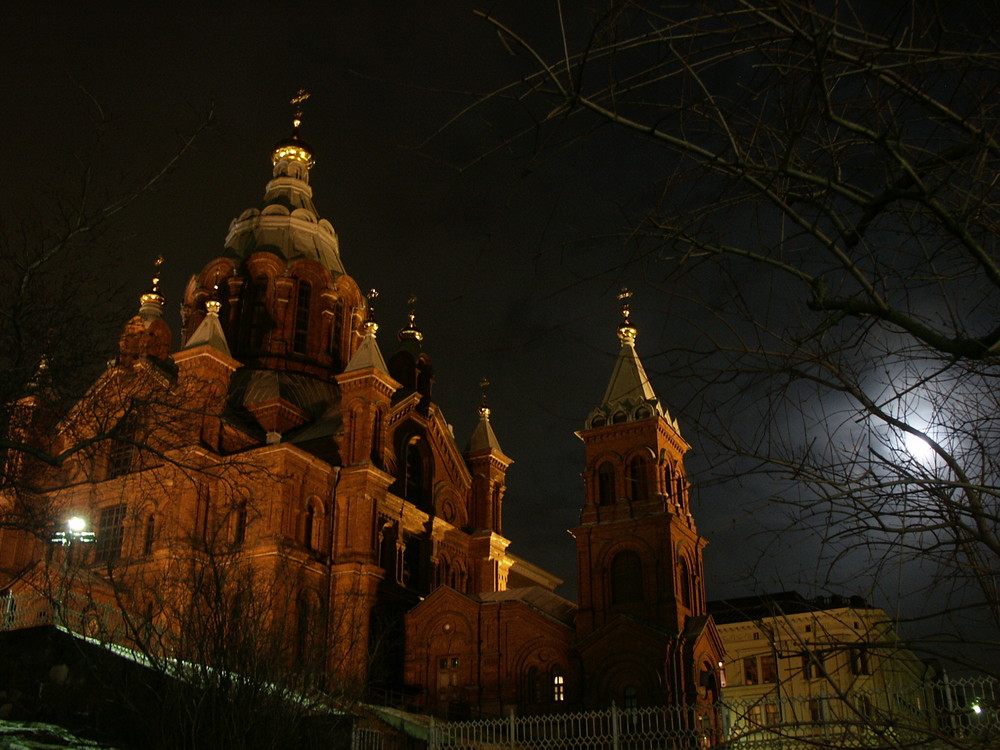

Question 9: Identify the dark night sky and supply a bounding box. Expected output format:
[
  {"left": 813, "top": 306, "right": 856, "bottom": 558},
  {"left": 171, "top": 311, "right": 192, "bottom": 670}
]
[{"left": 0, "top": 2, "right": 831, "bottom": 603}]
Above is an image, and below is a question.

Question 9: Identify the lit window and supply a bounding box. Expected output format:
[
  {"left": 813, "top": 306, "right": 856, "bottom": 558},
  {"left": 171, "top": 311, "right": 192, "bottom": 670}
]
[
  {"left": 95, "top": 504, "right": 126, "bottom": 563},
  {"left": 764, "top": 703, "right": 780, "bottom": 726},
  {"left": 552, "top": 672, "right": 565, "bottom": 702}
]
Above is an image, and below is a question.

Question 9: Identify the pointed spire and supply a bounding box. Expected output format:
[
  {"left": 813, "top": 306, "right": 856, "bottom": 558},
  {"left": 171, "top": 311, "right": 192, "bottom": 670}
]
[
  {"left": 467, "top": 378, "right": 504, "bottom": 453},
  {"left": 184, "top": 285, "right": 232, "bottom": 357},
  {"left": 344, "top": 288, "right": 389, "bottom": 373},
  {"left": 586, "top": 289, "right": 672, "bottom": 430},
  {"left": 398, "top": 294, "right": 424, "bottom": 343},
  {"left": 138, "top": 255, "right": 165, "bottom": 320}
]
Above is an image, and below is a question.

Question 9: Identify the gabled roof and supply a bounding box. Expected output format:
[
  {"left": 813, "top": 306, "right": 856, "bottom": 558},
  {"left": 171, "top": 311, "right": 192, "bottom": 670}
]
[{"left": 477, "top": 586, "right": 577, "bottom": 626}]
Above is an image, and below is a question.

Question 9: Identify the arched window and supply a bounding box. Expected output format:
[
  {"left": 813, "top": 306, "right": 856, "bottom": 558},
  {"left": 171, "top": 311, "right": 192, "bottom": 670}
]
[
  {"left": 293, "top": 280, "right": 311, "bottom": 354},
  {"left": 437, "top": 556, "right": 451, "bottom": 589},
  {"left": 304, "top": 502, "right": 316, "bottom": 551},
  {"left": 597, "top": 462, "right": 616, "bottom": 506},
  {"left": 679, "top": 557, "right": 692, "bottom": 609},
  {"left": 233, "top": 501, "right": 248, "bottom": 547},
  {"left": 370, "top": 410, "right": 383, "bottom": 466},
  {"left": 627, "top": 456, "right": 650, "bottom": 502},
  {"left": 611, "top": 551, "right": 644, "bottom": 605},
  {"left": 551, "top": 666, "right": 565, "bottom": 702},
  {"left": 379, "top": 524, "right": 399, "bottom": 582},
  {"left": 401, "top": 435, "right": 431, "bottom": 511},
  {"left": 143, "top": 513, "right": 155, "bottom": 556},
  {"left": 243, "top": 275, "right": 269, "bottom": 351}
]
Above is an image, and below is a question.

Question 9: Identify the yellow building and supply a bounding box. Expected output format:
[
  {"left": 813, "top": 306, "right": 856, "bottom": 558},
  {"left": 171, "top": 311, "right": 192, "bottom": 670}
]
[{"left": 710, "top": 592, "right": 937, "bottom": 745}]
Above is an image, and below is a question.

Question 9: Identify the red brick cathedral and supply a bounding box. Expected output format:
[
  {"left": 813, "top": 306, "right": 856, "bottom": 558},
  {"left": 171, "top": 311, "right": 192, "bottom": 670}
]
[{"left": 0, "top": 115, "right": 722, "bottom": 717}]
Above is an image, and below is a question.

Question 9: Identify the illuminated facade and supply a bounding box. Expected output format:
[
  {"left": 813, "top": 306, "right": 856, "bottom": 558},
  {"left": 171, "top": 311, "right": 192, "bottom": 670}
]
[
  {"left": 710, "top": 592, "right": 936, "bottom": 739},
  {"left": 0, "top": 114, "right": 721, "bottom": 715}
]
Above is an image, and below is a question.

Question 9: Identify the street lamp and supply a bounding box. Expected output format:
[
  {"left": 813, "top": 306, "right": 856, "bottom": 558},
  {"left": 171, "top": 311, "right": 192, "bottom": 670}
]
[{"left": 50, "top": 516, "right": 96, "bottom": 546}]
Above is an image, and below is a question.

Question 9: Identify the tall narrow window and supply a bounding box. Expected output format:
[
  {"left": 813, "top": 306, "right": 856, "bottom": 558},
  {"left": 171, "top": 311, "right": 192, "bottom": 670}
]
[
  {"left": 108, "top": 411, "right": 140, "bottom": 477},
  {"left": 402, "top": 436, "right": 430, "bottom": 511},
  {"left": 233, "top": 501, "right": 247, "bottom": 547},
  {"left": 678, "top": 557, "right": 692, "bottom": 609},
  {"left": 143, "top": 513, "right": 155, "bottom": 556},
  {"left": 551, "top": 667, "right": 565, "bottom": 702},
  {"left": 293, "top": 280, "right": 311, "bottom": 354},
  {"left": 850, "top": 647, "right": 870, "bottom": 675},
  {"left": 243, "top": 275, "right": 269, "bottom": 351},
  {"left": 627, "top": 456, "right": 649, "bottom": 501},
  {"left": 743, "top": 656, "right": 758, "bottom": 685},
  {"left": 194, "top": 485, "right": 210, "bottom": 544},
  {"left": 304, "top": 502, "right": 316, "bottom": 551},
  {"left": 760, "top": 653, "right": 777, "bottom": 683},
  {"left": 295, "top": 593, "right": 311, "bottom": 663},
  {"left": 370, "top": 410, "right": 383, "bottom": 465},
  {"left": 597, "top": 462, "right": 616, "bottom": 505},
  {"left": 611, "top": 550, "right": 643, "bottom": 604},
  {"left": 95, "top": 504, "right": 126, "bottom": 563}
]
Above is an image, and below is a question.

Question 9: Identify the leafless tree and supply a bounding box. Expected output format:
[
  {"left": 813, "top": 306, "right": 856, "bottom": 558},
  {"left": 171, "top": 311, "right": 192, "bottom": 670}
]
[
  {"left": 0, "top": 101, "right": 212, "bottom": 535},
  {"left": 463, "top": 0, "right": 1000, "bottom": 676}
]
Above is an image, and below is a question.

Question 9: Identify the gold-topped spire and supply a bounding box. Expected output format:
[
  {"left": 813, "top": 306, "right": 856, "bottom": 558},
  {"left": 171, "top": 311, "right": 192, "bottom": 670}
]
[
  {"left": 398, "top": 294, "right": 424, "bottom": 342},
  {"left": 478, "top": 377, "right": 491, "bottom": 418},
  {"left": 139, "top": 255, "right": 165, "bottom": 314},
  {"left": 205, "top": 284, "right": 222, "bottom": 316},
  {"left": 272, "top": 89, "right": 314, "bottom": 167},
  {"left": 364, "top": 288, "right": 379, "bottom": 336},
  {"left": 617, "top": 286, "right": 637, "bottom": 345}
]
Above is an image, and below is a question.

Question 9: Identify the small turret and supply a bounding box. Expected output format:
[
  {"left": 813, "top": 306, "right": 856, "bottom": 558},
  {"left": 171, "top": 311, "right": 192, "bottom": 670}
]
[
  {"left": 465, "top": 379, "right": 512, "bottom": 534},
  {"left": 118, "top": 256, "right": 172, "bottom": 366}
]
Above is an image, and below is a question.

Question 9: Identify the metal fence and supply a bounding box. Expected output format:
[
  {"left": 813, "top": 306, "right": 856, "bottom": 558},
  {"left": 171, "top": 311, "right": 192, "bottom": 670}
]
[
  {"left": 425, "top": 679, "right": 999, "bottom": 750},
  {"left": 4, "top": 592, "right": 996, "bottom": 749}
]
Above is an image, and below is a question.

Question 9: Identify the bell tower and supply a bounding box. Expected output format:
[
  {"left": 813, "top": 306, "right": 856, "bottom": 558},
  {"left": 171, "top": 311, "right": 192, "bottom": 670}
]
[{"left": 572, "top": 290, "right": 709, "bottom": 640}]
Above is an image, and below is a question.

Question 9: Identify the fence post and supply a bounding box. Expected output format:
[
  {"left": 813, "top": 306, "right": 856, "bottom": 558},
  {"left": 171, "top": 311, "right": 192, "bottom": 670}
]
[
  {"left": 509, "top": 708, "right": 516, "bottom": 750},
  {"left": 610, "top": 702, "right": 619, "bottom": 750},
  {"left": 428, "top": 715, "right": 435, "bottom": 750}
]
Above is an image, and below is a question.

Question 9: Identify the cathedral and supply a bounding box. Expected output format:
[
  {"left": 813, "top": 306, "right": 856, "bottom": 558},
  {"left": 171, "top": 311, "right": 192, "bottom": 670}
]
[{"left": 0, "top": 110, "right": 723, "bottom": 719}]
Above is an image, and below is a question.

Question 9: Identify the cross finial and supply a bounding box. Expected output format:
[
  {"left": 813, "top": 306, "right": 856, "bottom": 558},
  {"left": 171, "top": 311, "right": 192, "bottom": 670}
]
[
  {"left": 140, "top": 255, "right": 165, "bottom": 312},
  {"left": 617, "top": 286, "right": 637, "bottom": 344},
  {"left": 478, "top": 377, "right": 491, "bottom": 417},
  {"left": 363, "top": 288, "right": 379, "bottom": 335},
  {"left": 290, "top": 89, "right": 310, "bottom": 129}
]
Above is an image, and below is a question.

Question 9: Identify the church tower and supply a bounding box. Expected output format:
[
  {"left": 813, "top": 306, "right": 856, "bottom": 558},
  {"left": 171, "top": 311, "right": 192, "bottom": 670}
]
[{"left": 572, "top": 290, "right": 708, "bottom": 639}]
